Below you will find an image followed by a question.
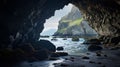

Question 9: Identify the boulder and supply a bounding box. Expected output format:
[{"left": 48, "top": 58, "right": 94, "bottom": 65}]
[
  {"left": 56, "top": 46, "right": 64, "bottom": 51},
  {"left": 32, "top": 40, "right": 56, "bottom": 52},
  {"left": 88, "top": 45, "right": 103, "bottom": 51}
]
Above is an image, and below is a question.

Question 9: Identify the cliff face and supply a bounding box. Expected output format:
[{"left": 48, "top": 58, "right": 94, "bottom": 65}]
[{"left": 54, "top": 6, "right": 97, "bottom": 37}]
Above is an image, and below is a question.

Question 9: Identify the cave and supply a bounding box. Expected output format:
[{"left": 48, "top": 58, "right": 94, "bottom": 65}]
[{"left": 0, "top": 0, "right": 120, "bottom": 67}]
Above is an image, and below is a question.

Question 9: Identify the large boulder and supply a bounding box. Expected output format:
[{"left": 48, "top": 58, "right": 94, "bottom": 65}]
[
  {"left": 11, "top": 40, "right": 56, "bottom": 61},
  {"left": 32, "top": 40, "right": 56, "bottom": 52}
]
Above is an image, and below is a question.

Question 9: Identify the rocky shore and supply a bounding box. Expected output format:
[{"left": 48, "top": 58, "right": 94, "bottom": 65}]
[{"left": 53, "top": 49, "right": 120, "bottom": 67}]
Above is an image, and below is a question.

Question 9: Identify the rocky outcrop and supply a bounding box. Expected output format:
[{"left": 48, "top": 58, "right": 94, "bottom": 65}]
[
  {"left": 0, "top": 40, "right": 56, "bottom": 66},
  {"left": 54, "top": 6, "right": 97, "bottom": 37}
]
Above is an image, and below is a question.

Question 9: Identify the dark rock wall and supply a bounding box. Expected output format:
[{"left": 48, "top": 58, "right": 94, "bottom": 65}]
[
  {"left": 0, "top": 0, "right": 70, "bottom": 47},
  {"left": 72, "top": 0, "right": 120, "bottom": 45}
]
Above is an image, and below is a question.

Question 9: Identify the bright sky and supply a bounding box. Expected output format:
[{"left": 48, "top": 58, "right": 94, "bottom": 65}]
[{"left": 40, "top": 3, "right": 73, "bottom": 35}]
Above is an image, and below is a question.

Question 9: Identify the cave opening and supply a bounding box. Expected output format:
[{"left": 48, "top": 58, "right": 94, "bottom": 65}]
[
  {"left": 0, "top": 0, "right": 120, "bottom": 67},
  {"left": 39, "top": 3, "right": 99, "bottom": 56}
]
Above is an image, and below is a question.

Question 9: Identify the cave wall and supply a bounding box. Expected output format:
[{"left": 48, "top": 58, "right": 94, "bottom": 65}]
[
  {"left": 0, "top": 0, "right": 70, "bottom": 48},
  {"left": 0, "top": 0, "right": 120, "bottom": 48},
  {"left": 72, "top": 0, "right": 120, "bottom": 45}
]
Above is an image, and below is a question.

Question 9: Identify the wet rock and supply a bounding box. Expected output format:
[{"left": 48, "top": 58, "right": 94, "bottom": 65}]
[
  {"left": 51, "top": 52, "right": 68, "bottom": 57},
  {"left": 96, "top": 52, "right": 102, "bottom": 56},
  {"left": 32, "top": 40, "right": 56, "bottom": 52},
  {"left": 60, "top": 63, "right": 69, "bottom": 67},
  {"left": 57, "top": 46, "right": 64, "bottom": 51},
  {"left": 82, "top": 56, "right": 89, "bottom": 59},
  {"left": 104, "top": 54, "right": 108, "bottom": 57},
  {"left": 88, "top": 45, "right": 103, "bottom": 51}
]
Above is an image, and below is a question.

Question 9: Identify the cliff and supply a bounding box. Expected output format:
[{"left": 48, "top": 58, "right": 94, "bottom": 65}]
[{"left": 54, "top": 6, "right": 97, "bottom": 37}]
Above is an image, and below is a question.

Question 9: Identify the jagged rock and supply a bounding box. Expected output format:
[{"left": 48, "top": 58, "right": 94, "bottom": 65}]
[{"left": 54, "top": 6, "right": 97, "bottom": 37}]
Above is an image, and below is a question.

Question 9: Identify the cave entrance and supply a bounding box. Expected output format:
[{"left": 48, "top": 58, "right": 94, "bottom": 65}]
[{"left": 39, "top": 3, "right": 98, "bottom": 55}]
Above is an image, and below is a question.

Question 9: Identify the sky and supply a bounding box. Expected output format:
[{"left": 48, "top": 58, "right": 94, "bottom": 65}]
[{"left": 40, "top": 3, "right": 73, "bottom": 35}]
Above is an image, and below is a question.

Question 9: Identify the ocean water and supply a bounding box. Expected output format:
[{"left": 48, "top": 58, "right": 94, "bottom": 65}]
[{"left": 39, "top": 36, "right": 88, "bottom": 55}]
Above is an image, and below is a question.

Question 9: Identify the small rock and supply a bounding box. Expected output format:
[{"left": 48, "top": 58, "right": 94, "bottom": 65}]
[
  {"left": 104, "top": 54, "right": 108, "bottom": 57},
  {"left": 82, "top": 56, "right": 89, "bottom": 59},
  {"left": 96, "top": 53, "right": 101, "bottom": 56},
  {"left": 65, "top": 58, "right": 68, "bottom": 60},
  {"left": 56, "top": 47, "right": 64, "bottom": 51}
]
